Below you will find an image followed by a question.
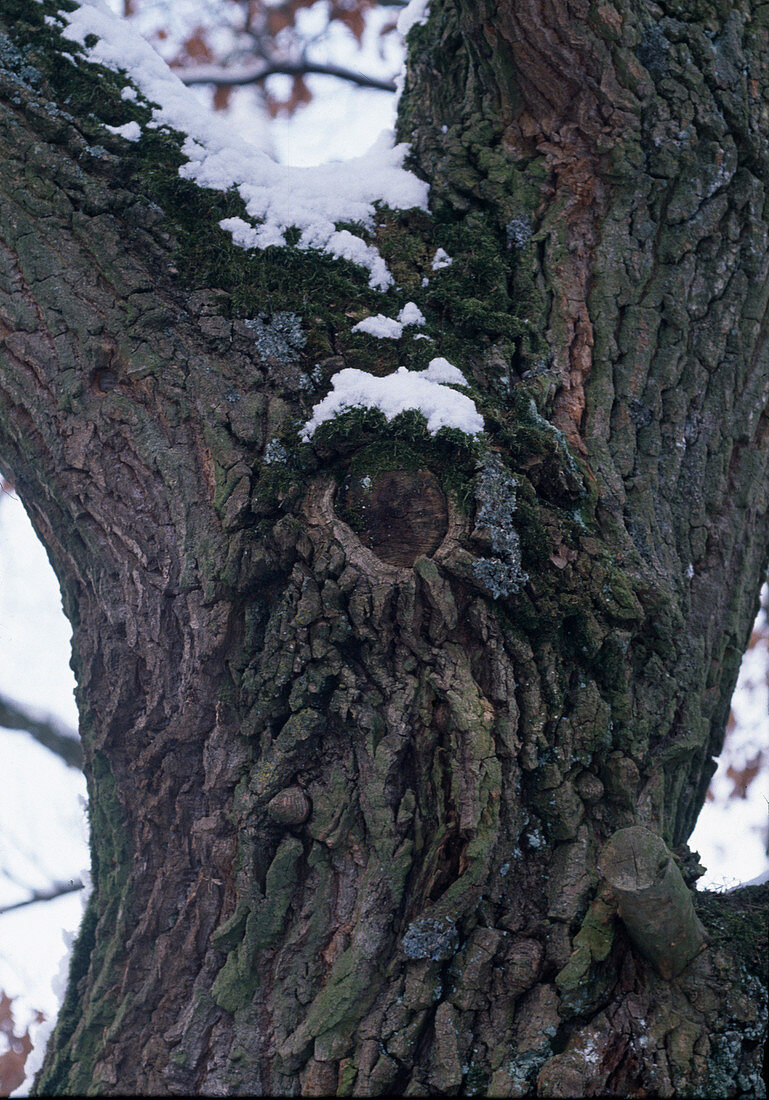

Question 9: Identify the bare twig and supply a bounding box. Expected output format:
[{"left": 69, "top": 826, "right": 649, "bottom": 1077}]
[
  {"left": 179, "top": 59, "right": 397, "bottom": 92},
  {"left": 0, "top": 880, "right": 84, "bottom": 915},
  {"left": 0, "top": 694, "right": 81, "bottom": 769}
]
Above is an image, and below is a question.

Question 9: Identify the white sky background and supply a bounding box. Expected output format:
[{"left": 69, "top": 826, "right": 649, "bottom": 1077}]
[
  {"left": 0, "top": 493, "right": 87, "bottom": 1031},
  {"left": 120, "top": 0, "right": 405, "bottom": 165},
  {"left": 0, "top": 0, "right": 767, "bottom": 1076}
]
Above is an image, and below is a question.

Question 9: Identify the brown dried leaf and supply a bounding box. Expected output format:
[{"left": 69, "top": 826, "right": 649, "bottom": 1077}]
[
  {"left": 213, "top": 85, "right": 233, "bottom": 111},
  {"left": 180, "top": 29, "right": 214, "bottom": 64},
  {"left": 726, "top": 752, "right": 765, "bottom": 800},
  {"left": 0, "top": 990, "right": 44, "bottom": 1097},
  {"left": 550, "top": 545, "right": 577, "bottom": 569},
  {"left": 265, "top": 74, "right": 314, "bottom": 117},
  {"left": 330, "top": 3, "right": 366, "bottom": 42}
]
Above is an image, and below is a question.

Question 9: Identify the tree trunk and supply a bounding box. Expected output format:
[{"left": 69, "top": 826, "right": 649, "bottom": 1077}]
[{"left": 0, "top": 0, "right": 766, "bottom": 1095}]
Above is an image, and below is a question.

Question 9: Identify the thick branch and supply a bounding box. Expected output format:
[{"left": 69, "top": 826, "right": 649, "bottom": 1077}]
[
  {"left": 0, "top": 695, "right": 81, "bottom": 769},
  {"left": 599, "top": 827, "right": 707, "bottom": 979},
  {"left": 178, "top": 59, "right": 396, "bottom": 93}
]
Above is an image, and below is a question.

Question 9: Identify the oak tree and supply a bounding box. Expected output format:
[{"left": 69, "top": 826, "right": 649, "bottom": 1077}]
[{"left": 0, "top": 0, "right": 766, "bottom": 1095}]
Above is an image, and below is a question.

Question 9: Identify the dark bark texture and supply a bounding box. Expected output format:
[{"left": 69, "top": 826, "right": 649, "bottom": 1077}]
[{"left": 0, "top": 0, "right": 766, "bottom": 1095}]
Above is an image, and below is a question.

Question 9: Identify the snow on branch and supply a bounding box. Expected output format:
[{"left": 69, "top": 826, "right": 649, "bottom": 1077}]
[{"left": 58, "top": 0, "right": 429, "bottom": 290}]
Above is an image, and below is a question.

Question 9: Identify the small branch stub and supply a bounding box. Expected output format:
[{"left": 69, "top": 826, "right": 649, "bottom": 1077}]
[
  {"left": 598, "top": 826, "right": 706, "bottom": 979},
  {"left": 266, "top": 786, "right": 311, "bottom": 826}
]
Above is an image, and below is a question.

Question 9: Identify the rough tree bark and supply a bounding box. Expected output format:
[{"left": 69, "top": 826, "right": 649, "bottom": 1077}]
[{"left": 0, "top": 0, "right": 766, "bottom": 1095}]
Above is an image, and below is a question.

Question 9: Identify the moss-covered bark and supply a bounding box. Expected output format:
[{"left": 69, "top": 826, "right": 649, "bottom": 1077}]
[{"left": 0, "top": 0, "right": 765, "bottom": 1095}]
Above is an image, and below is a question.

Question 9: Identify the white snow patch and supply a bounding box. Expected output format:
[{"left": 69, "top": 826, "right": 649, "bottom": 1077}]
[
  {"left": 692, "top": 589, "right": 769, "bottom": 889},
  {"left": 432, "top": 247, "right": 453, "bottom": 270},
  {"left": 352, "top": 301, "right": 426, "bottom": 339},
  {"left": 120, "top": 85, "right": 137, "bottom": 101},
  {"left": 59, "top": 0, "right": 429, "bottom": 290},
  {"left": 301, "top": 365, "right": 482, "bottom": 440},
  {"left": 731, "top": 866, "right": 769, "bottom": 888},
  {"left": 104, "top": 119, "right": 141, "bottom": 141},
  {"left": 423, "top": 357, "right": 468, "bottom": 385},
  {"left": 325, "top": 229, "right": 394, "bottom": 290},
  {"left": 352, "top": 314, "right": 404, "bottom": 339},
  {"left": 398, "top": 301, "right": 426, "bottom": 327},
  {"left": 398, "top": 0, "right": 431, "bottom": 37}
]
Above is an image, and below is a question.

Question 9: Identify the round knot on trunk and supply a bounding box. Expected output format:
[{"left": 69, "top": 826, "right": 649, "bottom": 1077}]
[
  {"left": 266, "top": 787, "right": 311, "bottom": 826},
  {"left": 340, "top": 468, "right": 448, "bottom": 567}
]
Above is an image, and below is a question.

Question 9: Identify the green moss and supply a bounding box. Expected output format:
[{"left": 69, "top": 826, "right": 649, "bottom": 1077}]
[
  {"left": 695, "top": 883, "right": 769, "bottom": 985},
  {"left": 594, "top": 635, "right": 631, "bottom": 703},
  {"left": 212, "top": 950, "right": 252, "bottom": 1014},
  {"left": 34, "top": 897, "right": 99, "bottom": 1095},
  {"left": 337, "top": 1060, "right": 359, "bottom": 1096},
  {"left": 87, "top": 749, "right": 130, "bottom": 894},
  {"left": 695, "top": 884, "right": 769, "bottom": 1098},
  {"left": 301, "top": 944, "right": 376, "bottom": 1039},
  {"left": 33, "top": 742, "right": 132, "bottom": 1094},
  {"left": 556, "top": 895, "right": 617, "bottom": 1014},
  {"left": 2, "top": 0, "right": 49, "bottom": 24},
  {"left": 303, "top": 406, "right": 482, "bottom": 513},
  {"left": 423, "top": 213, "right": 534, "bottom": 349},
  {"left": 508, "top": 482, "right": 553, "bottom": 569},
  {"left": 374, "top": 207, "right": 435, "bottom": 290},
  {"left": 212, "top": 903, "right": 250, "bottom": 953},
  {"left": 251, "top": 450, "right": 301, "bottom": 521},
  {"left": 245, "top": 836, "right": 303, "bottom": 956}
]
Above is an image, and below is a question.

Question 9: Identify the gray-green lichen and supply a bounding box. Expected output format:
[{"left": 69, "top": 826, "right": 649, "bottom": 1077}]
[
  {"left": 244, "top": 312, "right": 307, "bottom": 363},
  {"left": 263, "top": 439, "right": 289, "bottom": 464},
  {"left": 472, "top": 454, "right": 528, "bottom": 599},
  {"left": 403, "top": 916, "right": 459, "bottom": 961},
  {"left": 505, "top": 215, "right": 532, "bottom": 249}
]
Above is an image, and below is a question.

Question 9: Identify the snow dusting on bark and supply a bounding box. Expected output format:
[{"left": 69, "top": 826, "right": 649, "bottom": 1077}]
[
  {"left": 352, "top": 314, "right": 404, "bottom": 339},
  {"left": 58, "top": 0, "right": 428, "bottom": 289},
  {"left": 398, "top": 302, "right": 427, "bottom": 326},
  {"left": 104, "top": 119, "right": 141, "bottom": 141}
]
